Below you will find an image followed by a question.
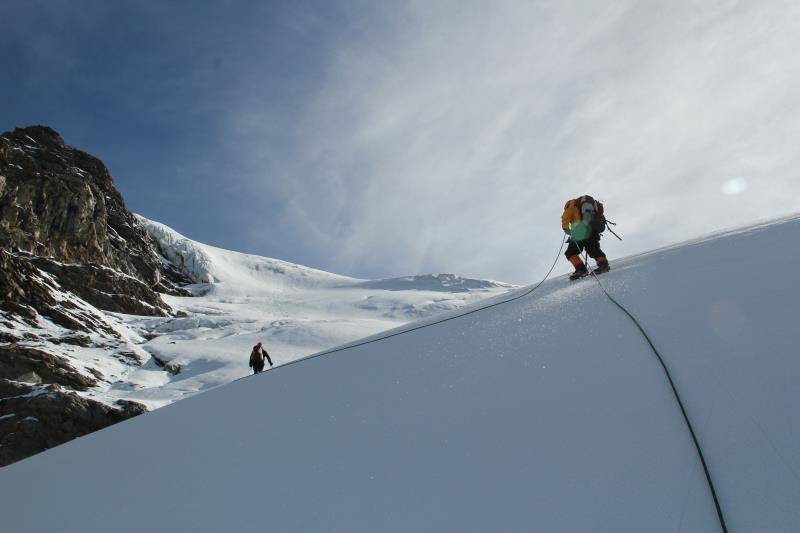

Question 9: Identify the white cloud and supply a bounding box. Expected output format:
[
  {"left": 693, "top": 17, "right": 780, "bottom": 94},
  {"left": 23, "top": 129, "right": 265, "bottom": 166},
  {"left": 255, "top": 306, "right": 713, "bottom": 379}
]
[{"left": 226, "top": 0, "right": 800, "bottom": 283}]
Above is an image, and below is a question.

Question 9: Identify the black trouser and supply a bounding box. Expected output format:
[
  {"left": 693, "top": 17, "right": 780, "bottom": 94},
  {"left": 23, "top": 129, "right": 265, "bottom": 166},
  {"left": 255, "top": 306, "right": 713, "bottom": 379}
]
[
  {"left": 565, "top": 234, "right": 606, "bottom": 261},
  {"left": 253, "top": 362, "right": 265, "bottom": 374}
]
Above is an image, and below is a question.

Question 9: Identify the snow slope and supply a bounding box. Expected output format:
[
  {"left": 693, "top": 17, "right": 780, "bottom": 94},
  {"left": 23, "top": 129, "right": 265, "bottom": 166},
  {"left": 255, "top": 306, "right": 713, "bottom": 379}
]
[
  {"left": 2, "top": 216, "right": 799, "bottom": 532},
  {"left": 90, "top": 217, "right": 513, "bottom": 408}
]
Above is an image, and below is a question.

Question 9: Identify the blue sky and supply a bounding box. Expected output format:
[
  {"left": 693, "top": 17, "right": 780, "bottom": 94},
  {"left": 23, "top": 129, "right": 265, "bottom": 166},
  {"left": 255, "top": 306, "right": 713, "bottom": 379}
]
[
  {"left": 2, "top": 0, "right": 346, "bottom": 263},
  {"left": 3, "top": 1, "right": 800, "bottom": 283}
]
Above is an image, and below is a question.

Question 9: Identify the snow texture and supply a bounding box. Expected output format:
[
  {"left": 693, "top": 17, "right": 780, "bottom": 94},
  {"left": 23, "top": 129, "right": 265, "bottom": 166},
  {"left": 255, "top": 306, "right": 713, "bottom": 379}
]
[
  {"left": 1, "top": 216, "right": 798, "bottom": 532},
  {"left": 0, "top": 216, "right": 511, "bottom": 414},
  {"left": 1, "top": 217, "right": 511, "bottom": 414}
]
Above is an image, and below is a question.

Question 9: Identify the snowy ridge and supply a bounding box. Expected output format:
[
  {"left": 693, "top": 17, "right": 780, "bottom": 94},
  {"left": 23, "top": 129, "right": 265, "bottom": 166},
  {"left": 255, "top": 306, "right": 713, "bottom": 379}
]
[
  {"left": 2, "top": 216, "right": 514, "bottom": 418},
  {"left": 138, "top": 214, "right": 358, "bottom": 291},
  {"left": 136, "top": 215, "right": 217, "bottom": 284},
  {"left": 354, "top": 273, "right": 512, "bottom": 292},
  {"left": 59, "top": 216, "right": 516, "bottom": 409},
  {"left": 2, "top": 216, "right": 798, "bottom": 531}
]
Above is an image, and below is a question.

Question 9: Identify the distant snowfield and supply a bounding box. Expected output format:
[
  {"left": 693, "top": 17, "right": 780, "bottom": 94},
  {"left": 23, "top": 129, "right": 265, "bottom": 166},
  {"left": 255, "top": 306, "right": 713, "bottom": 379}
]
[
  {"left": 89, "top": 217, "right": 515, "bottom": 409},
  {"left": 2, "top": 216, "right": 798, "bottom": 532}
]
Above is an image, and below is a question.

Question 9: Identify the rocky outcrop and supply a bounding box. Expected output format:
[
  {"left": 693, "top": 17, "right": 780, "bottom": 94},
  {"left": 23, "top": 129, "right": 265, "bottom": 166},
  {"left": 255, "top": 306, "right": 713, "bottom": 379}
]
[
  {"left": 0, "top": 345, "right": 99, "bottom": 390},
  {"left": 0, "top": 126, "right": 161, "bottom": 283},
  {"left": 28, "top": 254, "right": 172, "bottom": 316},
  {"left": 0, "top": 126, "right": 189, "bottom": 315},
  {"left": 0, "top": 125, "right": 188, "bottom": 467},
  {"left": 0, "top": 249, "right": 121, "bottom": 334},
  {"left": 0, "top": 380, "right": 147, "bottom": 467}
]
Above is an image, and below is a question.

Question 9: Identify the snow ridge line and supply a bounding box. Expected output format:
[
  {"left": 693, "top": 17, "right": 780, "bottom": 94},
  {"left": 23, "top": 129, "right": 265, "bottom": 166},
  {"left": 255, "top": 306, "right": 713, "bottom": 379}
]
[
  {"left": 586, "top": 261, "right": 729, "bottom": 533},
  {"left": 241, "top": 238, "right": 568, "bottom": 379},
  {"left": 244, "top": 234, "right": 728, "bottom": 532}
]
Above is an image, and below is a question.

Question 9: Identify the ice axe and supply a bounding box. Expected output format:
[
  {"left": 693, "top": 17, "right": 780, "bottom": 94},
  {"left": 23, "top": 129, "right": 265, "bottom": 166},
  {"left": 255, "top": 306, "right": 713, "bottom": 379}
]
[{"left": 605, "top": 219, "right": 622, "bottom": 241}]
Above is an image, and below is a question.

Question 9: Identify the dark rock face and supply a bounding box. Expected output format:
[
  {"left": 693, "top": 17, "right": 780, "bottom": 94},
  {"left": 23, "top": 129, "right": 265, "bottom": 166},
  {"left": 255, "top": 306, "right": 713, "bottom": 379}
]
[
  {"left": 0, "top": 125, "right": 187, "bottom": 467},
  {"left": 153, "top": 354, "right": 182, "bottom": 375},
  {"left": 0, "top": 380, "right": 147, "bottom": 467},
  {"left": 0, "top": 126, "right": 189, "bottom": 317},
  {"left": 0, "top": 249, "right": 122, "bottom": 334},
  {"left": 0, "top": 345, "right": 98, "bottom": 390},
  {"left": 29, "top": 254, "right": 173, "bottom": 316},
  {"left": 0, "top": 126, "right": 161, "bottom": 284}
]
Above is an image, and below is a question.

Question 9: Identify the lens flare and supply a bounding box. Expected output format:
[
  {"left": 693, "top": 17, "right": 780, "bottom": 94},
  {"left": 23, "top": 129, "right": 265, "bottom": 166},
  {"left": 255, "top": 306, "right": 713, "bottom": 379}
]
[{"left": 722, "top": 177, "right": 748, "bottom": 195}]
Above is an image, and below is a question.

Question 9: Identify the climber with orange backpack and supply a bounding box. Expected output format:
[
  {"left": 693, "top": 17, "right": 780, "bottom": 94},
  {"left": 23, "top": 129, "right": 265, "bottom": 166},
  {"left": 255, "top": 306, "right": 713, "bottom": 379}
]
[{"left": 561, "top": 195, "right": 612, "bottom": 280}]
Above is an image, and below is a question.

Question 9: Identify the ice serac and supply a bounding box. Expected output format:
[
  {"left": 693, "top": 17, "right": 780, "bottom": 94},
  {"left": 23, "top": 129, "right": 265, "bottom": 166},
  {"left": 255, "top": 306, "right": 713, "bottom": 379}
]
[
  {"left": 1, "top": 216, "right": 797, "bottom": 532},
  {"left": 137, "top": 216, "right": 216, "bottom": 285},
  {"left": 137, "top": 214, "right": 359, "bottom": 291}
]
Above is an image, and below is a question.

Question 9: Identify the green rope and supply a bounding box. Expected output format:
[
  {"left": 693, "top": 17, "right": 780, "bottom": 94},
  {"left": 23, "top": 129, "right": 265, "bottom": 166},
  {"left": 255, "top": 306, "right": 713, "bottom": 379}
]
[{"left": 584, "top": 252, "right": 728, "bottom": 533}]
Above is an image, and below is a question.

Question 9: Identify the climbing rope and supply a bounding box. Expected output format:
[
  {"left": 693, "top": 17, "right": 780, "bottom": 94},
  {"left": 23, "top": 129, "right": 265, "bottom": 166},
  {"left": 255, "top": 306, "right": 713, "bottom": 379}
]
[
  {"left": 583, "top": 250, "right": 729, "bottom": 533},
  {"left": 248, "top": 234, "right": 728, "bottom": 532},
  {"left": 254, "top": 237, "right": 568, "bottom": 374}
]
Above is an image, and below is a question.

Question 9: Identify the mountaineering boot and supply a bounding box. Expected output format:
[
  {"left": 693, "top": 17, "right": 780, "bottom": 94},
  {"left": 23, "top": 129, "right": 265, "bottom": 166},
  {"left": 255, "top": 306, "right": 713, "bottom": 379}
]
[
  {"left": 569, "top": 262, "right": 588, "bottom": 281},
  {"left": 593, "top": 257, "right": 610, "bottom": 275}
]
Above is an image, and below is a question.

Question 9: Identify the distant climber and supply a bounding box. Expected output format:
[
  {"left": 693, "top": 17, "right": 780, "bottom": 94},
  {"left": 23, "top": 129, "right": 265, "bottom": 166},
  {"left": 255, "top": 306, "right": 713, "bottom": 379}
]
[
  {"left": 249, "top": 342, "right": 273, "bottom": 374},
  {"left": 561, "top": 195, "right": 610, "bottom": 280}
]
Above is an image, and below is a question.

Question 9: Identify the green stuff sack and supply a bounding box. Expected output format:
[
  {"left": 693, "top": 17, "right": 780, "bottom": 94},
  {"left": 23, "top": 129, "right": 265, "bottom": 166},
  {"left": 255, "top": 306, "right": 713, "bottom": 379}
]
[{"left": 569, "top": 221, "right": 592, "bottom": 242}]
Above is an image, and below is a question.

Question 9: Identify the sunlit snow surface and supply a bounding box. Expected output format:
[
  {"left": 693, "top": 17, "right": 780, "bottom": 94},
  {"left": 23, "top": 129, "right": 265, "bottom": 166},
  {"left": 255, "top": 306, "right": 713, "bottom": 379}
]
[
  {"left": 97, "top": 217, "right": 515, "bottom": 408},
  {"left": 2, "top": 216, "right": 799, "bottom": 532}
]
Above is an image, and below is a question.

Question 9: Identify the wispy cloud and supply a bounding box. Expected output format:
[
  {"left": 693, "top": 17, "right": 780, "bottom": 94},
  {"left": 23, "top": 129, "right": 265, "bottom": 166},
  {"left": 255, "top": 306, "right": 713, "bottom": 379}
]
[
  {"left": 217, "top": 0, "right": 800, "bottom": 282},
  {"left": 5, "top": 1, "right": 800, "bottom": 283}
]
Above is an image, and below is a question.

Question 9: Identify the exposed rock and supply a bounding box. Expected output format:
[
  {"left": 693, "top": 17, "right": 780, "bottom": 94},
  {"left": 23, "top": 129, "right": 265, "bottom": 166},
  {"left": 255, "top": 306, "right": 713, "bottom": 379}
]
[
  {"left": 0, "top": 126, "right": 162, "bottom": 284},
  {"left": 0, "top": 377, "right": 30, "bottom": 399},
  {"left": 115, "top": 351, "right": 144, "bottom": 364},
  {"left": 0, "top": 231, "right": 171, "bottom": 321},
  {"left": 0, "top": 380, "right": 147, "bottom": 467},
  {"left": 47, "top": 334, "right": 92, "bottom": 347},
  {"left": 0, "top": 126, "right": 190, "bottom": 313},
  {"left": 0, "top": 125, "right": 191, "bottom": 467},
  {"left": 0, "top": 331, "right": 19, "bottom": 343},
  {"left": 0, "top": 249, "right": 118, "bottom": 335},
  {"left": 0, "top": 345, "right": 98, "bottom": 391},
  {"left": 87, "top": 367, "right": 106, "bottom": 381},
  {"left": 115, "top": 399, "right": 147, "bottom": 413},
  {"left": 29, "top": 254, "right": 171, "bottom": 316},
  {"left": 152, "top": 354, "right": 182, "bottom": 375}
]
